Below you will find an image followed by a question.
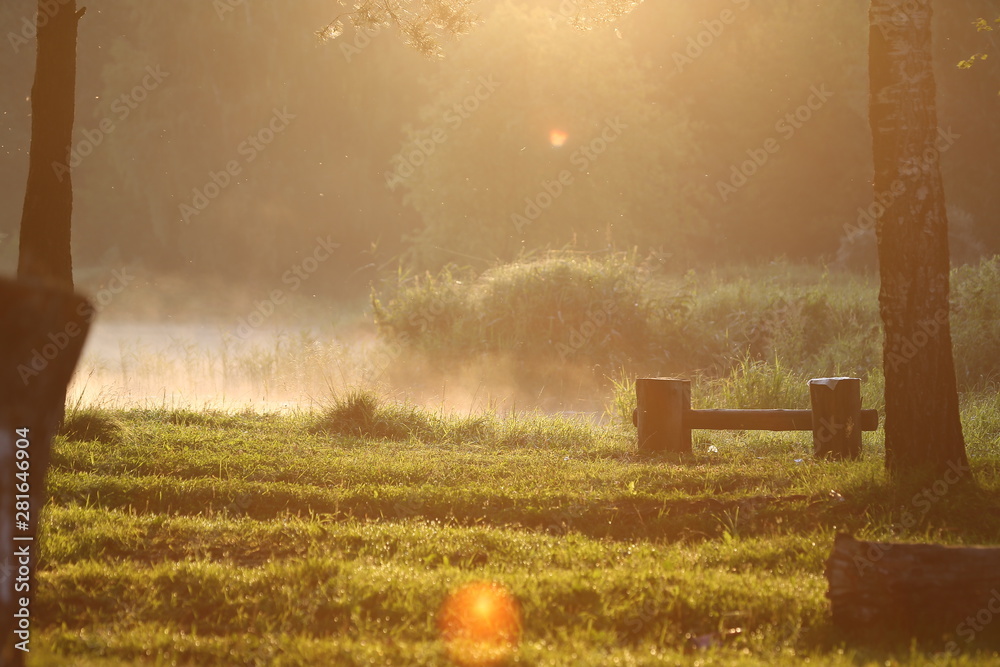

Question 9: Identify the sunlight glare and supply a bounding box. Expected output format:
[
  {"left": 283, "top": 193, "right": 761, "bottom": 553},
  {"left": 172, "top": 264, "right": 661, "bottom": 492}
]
[
  {"left": 438, "top": 581, "right": 522, "bottom": 666},
  {"left": 549, "top": 129, "right": 569, "bottom": 147}
]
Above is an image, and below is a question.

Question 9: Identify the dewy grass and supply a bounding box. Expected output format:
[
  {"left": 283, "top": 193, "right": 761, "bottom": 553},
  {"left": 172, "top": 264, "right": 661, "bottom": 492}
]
[
  {"left": 37, "top": 395, "right": 1000, "bottom": 664},
  {"left": 38, "top": 258, "right": 1000, "bottom": 663}
]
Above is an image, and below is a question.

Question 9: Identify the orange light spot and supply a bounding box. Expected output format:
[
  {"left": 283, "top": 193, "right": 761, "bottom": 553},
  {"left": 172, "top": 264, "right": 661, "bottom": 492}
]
[
  {"left": 438, "top": 581, "right": 522, "bottom": 666},
  {"left": 549, "top": 129, "right": 569, "bottom": 147}
]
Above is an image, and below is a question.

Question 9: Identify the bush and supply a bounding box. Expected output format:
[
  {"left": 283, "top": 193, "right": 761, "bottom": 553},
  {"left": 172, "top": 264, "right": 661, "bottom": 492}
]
[
  {"left": 373, "top": 258, "right": 979, "bottom": 395},
  {"left": 372, "top": 253, "right": 659, "bottom": 373}
]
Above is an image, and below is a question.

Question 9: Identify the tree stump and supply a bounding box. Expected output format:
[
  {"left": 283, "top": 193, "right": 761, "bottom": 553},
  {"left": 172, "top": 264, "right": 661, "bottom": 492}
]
[
  {"left": 826, "top": 534, "right": 1000, "bottom": 650},
  {"left": 808, "top": 377, "right": 863, "bottom": 459},
  {"left": 0, "top": 279, "right": 91, "bottom": 664},
  {"left": 635, "top": 378, "right": 691, "bottom": 454}
]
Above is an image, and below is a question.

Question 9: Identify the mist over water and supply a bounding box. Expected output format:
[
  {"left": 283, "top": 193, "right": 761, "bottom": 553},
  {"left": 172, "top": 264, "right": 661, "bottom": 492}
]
[{"left": 68, "top": 272, "right": 614, "bottom": 418}]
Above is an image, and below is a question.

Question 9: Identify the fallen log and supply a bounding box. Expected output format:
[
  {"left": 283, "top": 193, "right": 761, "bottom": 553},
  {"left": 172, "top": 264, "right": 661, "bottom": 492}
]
[
  {"left": 0, "top": 279, "right": 91, "bottom": 665},
  {"left": 826, "top": 534, "right": 1000, "bottom": 649}
]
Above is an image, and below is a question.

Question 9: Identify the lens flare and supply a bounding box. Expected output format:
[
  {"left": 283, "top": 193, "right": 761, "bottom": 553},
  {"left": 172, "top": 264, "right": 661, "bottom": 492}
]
[
  {"left": 549, "top": 129, "right": 568, "bottom": 147},
  {"left": 438, "top": 581, "right": 522, "bottom": 666}
]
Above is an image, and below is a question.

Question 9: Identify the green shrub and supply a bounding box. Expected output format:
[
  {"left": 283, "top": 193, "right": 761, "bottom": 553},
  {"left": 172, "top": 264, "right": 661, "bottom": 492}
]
[
  {"left": 374, "top": 257, "right": 1000, "bottom": 396},
  {"left": 623, "top": 266, "right": 882, "bottom": 380},
  {"left": 372, "top": 252, "right": 658, "bottom": 372}
]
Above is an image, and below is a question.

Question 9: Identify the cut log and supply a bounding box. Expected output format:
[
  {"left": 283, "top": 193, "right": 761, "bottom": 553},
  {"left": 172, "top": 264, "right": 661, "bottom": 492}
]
[
  {"left": 809, "top": 377, "right": 864, "bottom": 459},
  {"left": 0, "top": 279, "right": 91, "bottom": 664},
  {"left": 635, "top": 377, "right": 690, "bottom": 454},
  {"left": 686, "top": 408, "right": 878, "bottom": 432},
  {"left": 826, "top": 534, "right": 1000, "bottom": 648}
]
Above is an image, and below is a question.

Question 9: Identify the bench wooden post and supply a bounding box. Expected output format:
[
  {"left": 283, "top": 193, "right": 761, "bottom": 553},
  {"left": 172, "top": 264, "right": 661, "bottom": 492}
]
[
  {"left": 635, "top": 377, "right": 691, "bottom": 454},
  {"left": 0, "top": 279, "right": 91, "bottom": 664},
  {"left": 809, "top": 377, "right": 863, "bottom": 460}
]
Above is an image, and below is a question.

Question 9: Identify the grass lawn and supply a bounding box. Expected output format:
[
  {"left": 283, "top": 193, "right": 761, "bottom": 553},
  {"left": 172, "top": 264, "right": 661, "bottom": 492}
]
[{"left": 29, "top": 393, "right": 1000, "bottom": 665}]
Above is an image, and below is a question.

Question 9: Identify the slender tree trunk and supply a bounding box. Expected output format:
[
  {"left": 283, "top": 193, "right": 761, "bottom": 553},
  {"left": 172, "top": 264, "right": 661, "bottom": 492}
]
[
  {"left": 869, "top": 0, "right": 968, "bottom": 474},
  {"left": 17, "top": 0, "right": 85, "bottom": 291}
]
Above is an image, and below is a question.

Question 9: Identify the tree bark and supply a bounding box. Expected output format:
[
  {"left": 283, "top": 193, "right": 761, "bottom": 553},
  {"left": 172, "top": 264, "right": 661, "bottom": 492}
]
[
  {"left": 826, "top": 534, "right": 1000, "bottom": 648},
  {"left": 869, "top": 0, "right": 968, "bottom": 474},
  {"left": 17, "top": 0, "right": 86, "bottom": 291},
  {"left": 0, "top": 279, "right": 92, "bottom": 666}
]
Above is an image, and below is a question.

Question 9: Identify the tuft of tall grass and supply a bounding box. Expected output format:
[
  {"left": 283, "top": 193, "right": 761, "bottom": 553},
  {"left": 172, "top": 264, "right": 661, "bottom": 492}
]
[
  {"left": 60, "top": 405, "right": 124, "bottom": 444},
  {"left": 707, "top": 355, "right": 810, "bottom": 410},
  {"left": 311, "top": 388, "right": 435, "bottom": 441},
  {"left": 952, "top": 255, "right": 1000, "bottom": 388}
]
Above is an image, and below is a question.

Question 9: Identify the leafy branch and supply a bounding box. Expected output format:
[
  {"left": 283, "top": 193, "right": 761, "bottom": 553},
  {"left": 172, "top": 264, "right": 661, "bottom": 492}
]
[{"left": 317, "top": 0, "right": 478, "bottom": 57}]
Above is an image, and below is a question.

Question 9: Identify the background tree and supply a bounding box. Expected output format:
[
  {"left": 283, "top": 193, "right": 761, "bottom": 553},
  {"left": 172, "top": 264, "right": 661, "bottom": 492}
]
[
  {"left": 5, "top": 2, "right": 1000, "bottom": 299},
  {"left": 17, "top": 0, "right": 84, "bottom": 290},
  {"left": 869, "top": 0, "right": 969, "bottom": 474},
  {"left": 393, "top": 3, "right": 707, "bottom": 269}
]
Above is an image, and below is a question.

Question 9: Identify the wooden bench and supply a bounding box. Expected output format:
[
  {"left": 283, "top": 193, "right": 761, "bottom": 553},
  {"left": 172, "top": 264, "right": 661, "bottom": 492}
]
[{"left": 632, "top": 377, "right": 878, "bottom": 459}]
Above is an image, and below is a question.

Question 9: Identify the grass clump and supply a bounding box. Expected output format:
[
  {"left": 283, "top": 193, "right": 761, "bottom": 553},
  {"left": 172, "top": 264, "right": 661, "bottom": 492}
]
[
  {"left": 60, "top": 406, "right": 124, "bottom": 444},
  {"left": 311, "top": 389, "right": 435, "bottom": 440},
  {"left": 707, "top": 355, "right": 810, "bottom": 410}
]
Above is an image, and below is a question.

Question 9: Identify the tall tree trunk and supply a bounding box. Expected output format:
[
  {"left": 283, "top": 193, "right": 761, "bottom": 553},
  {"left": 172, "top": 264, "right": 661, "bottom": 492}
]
[
  {"left": 869, "top": 0, "right": 968, "bottom": 474},
  {"left": 0, "top": 281, "right": 92, "bottom": 667},
  {"left": 17, "top": 0, "right": 85, "bottom": 291}
]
